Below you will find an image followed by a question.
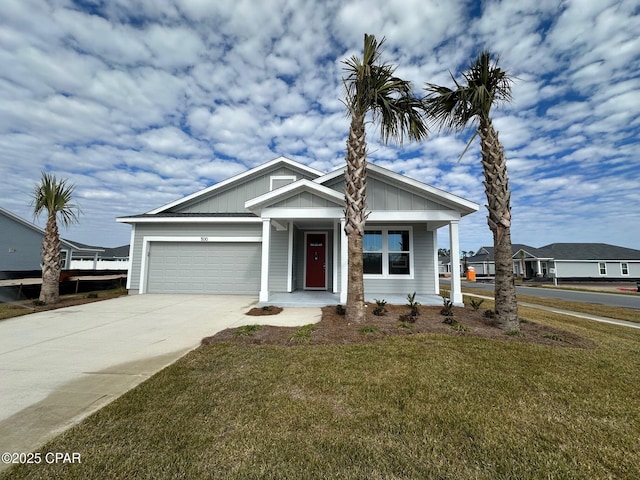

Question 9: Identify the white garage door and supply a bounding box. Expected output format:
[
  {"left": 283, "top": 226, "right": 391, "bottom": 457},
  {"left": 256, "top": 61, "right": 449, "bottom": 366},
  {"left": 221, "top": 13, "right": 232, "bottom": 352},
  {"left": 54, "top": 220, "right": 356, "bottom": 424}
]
[{"left": 146, "top": 242, "right": 261, "bottom": 294}]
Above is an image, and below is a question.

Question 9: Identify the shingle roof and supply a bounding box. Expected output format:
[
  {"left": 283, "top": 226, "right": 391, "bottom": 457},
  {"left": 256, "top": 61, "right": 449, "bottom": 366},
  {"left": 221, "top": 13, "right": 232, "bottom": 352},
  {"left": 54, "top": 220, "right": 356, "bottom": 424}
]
[
  {"left": 536, "top": 243, "right": 640, "bottom": 261},
  {"left": 468, "top": 243, "right": 640, "bottom": 261}
]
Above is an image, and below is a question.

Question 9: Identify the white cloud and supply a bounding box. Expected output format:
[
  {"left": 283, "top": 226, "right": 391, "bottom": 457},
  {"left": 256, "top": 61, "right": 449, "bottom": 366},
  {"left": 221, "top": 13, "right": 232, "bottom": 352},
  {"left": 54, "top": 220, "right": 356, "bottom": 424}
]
[{"left": 0, "top": 0, "right": 636, "bottom": 252}]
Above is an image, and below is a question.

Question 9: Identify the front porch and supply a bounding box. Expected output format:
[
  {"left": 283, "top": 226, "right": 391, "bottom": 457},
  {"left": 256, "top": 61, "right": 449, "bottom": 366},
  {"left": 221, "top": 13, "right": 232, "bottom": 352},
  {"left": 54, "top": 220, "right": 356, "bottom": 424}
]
[{"left": 260, "top": 290, "right": 443, "bottom": 308}]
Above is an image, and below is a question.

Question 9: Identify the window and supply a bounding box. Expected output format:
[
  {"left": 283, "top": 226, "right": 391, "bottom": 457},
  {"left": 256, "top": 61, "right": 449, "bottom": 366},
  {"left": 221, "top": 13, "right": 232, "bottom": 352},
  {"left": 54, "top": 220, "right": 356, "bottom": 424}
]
[
  {"left": 598, "top": 262, "right": 607, "bottom": 275},
  {"left": 363, "top": 230, "right": 383, "bottom": 275},
  {"left": 621, "top": 263, "right": 629, "bottom": 275},
  {"left": 363, "top": 228, "right": 412, "bottom": 277}
]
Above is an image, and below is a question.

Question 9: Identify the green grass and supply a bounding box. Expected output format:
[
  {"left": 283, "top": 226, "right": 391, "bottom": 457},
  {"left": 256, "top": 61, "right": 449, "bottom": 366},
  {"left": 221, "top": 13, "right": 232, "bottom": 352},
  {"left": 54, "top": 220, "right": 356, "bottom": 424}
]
[{"left": 4, "top": 307, "right": 640, "bottom": 479}]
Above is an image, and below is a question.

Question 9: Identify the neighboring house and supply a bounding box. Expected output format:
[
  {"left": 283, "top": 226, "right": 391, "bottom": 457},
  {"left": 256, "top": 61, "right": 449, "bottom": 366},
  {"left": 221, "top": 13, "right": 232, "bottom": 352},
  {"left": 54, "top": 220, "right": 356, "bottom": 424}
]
[
  {"left": 0, "top": 206, "right": 103, "bottom": 272},
  {"left": 117, "top": 156, "right": 479, "bottom": 304},
  {"left": 467, "top": 243, "right": 640, "bottom": 280}
]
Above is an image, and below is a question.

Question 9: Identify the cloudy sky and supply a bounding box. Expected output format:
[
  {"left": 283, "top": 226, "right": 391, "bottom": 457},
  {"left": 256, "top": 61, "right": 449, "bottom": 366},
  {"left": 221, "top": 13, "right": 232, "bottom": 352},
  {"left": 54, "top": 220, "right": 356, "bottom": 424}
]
[{"left": 1, "top": 0, "right": 638, "bottom": 253}]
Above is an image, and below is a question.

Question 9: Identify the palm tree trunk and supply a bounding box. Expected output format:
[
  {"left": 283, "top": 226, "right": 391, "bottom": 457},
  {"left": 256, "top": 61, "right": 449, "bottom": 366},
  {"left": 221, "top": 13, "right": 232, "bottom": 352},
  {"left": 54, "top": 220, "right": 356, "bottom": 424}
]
[
  {"left": 40, "top": 214, "right": 61, "bottom": 304},
  {"left": 479, "top": 118, "right": 519, "bottom": 331},
  {"left": 344, "top": 113, "right": 367, "bottom": 323}
]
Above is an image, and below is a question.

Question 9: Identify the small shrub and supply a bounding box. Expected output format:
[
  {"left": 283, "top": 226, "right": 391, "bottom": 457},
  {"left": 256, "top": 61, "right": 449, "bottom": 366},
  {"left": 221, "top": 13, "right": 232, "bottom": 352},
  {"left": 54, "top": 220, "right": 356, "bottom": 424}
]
[
  {"left": 235, "top": 324, "right": 262, "bottom": 337},
  {"left": 290, "top": 324, "right": 317, "bottom": 344},
  {"left": 359, "top": 325, "right": 379, "bottom": 335},
  {"left": 397, "top": 321, "right": 414, "bottom": 329},
  {"left": 335, "top": 304, "right": 346, "bottom": 315},
  {"left": 483, "top": 309, "right": 495, "bottom": 318},
  {"left": 261, "top": 305, "right": 273, "bottom": 312},
  {"left": 506, "top": 330, "right": 525, "bottom": 337},
  {"left": 33, "top": 300, "right": 46, "bottom": 306},
  {"left": 442, "top": 316, "right": 456, "bottom": 325},
  {"left": 373, "top": 298, "right": 387, "bottom": 316},
  {"left": 86, "top": 293, "right": 99, "bottom": 299},
  {"left": 451, "top": 323, "right": 470, "bottom": 332},
  {"left": 440, "top": 298, "right": 454, "bottom": 316},
  {"left": 469, "top": 298, "right": 484, "bottom": 311},
  {"left": 406, "top": 292, "right": 420, "bottom": 317},
  {"left": 542, "top": 333, "right": 564, "bottom": 342},
  {"left": 398, "top": 313, "right": 416, "bottom": 324}
]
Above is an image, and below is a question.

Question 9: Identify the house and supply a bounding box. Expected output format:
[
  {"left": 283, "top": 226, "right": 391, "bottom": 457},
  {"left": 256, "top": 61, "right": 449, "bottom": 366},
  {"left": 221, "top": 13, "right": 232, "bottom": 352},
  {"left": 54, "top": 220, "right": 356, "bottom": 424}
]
[
  {"left": 467, "top": 243, "right": 640, "bottom": 280},
  {"left": 0, "top": 206, "right": 103, "bottom": 274},
  {"left": 116, "top": 157, "right": 479, "bottom": 305}
]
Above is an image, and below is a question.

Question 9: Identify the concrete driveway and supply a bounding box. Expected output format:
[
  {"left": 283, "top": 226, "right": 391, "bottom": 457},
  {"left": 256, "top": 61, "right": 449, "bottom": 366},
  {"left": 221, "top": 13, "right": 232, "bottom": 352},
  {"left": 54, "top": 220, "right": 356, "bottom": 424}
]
[{"left": 0, "top": 294, "right": 320, "bottom": 466}]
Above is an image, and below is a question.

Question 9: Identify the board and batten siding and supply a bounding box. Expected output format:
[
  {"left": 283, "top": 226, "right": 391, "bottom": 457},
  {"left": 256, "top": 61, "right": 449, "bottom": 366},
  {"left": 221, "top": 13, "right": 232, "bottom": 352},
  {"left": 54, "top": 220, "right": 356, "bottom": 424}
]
[
  {"left": 269, "top": 227, "right": 289, "bottom": 292},
  {"left": 174, "top": 167, "right": 316, "bottom": 214},
  {"left": 272, "top": 191, "right": 337, "bottom": 209},
  {"left": 364, "top": 224, "right": 436, "bottom": 295},
  {"left": 325, "top": 175, "right": 444, "bottom": 211},
  {"left": 128, "top": 222, "right": 261, "bottom": 291}
]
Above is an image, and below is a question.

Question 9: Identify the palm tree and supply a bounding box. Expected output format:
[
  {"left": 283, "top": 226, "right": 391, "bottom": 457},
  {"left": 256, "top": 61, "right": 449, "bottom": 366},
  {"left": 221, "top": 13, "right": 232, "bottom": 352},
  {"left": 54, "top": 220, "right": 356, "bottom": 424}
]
[
  {"left": 32, "top": 172, "right": 80, "bottom": 304},
  {"left": 423, "top": 51, "right": 519, "bottom": 331},
  {"left": 342, "top": 34, "right": 428, "bottom": 323}
]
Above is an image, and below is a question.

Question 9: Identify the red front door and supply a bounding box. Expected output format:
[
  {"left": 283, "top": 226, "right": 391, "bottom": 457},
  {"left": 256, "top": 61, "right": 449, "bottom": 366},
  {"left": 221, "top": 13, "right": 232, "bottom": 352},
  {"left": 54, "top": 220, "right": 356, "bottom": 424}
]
[{"left": 305, "top": 233, "right": 326, "bottom": 289}]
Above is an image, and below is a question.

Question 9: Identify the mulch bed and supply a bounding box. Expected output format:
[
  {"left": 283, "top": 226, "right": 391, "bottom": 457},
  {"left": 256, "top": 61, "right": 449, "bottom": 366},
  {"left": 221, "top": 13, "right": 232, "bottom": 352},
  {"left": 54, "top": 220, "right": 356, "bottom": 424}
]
[
  {"left": 246, "top": 306, "right": 284, "bottom": 316},
  {"left": 203, "top": 303, "right": 595, "bottom": 349}
]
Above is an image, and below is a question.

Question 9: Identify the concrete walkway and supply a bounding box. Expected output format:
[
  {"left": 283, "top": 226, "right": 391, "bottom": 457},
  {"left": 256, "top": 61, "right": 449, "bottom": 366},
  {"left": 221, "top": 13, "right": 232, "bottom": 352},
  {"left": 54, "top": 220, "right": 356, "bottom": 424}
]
[{"left": 0, "top": 295, "right": 320, "bottom": 471}]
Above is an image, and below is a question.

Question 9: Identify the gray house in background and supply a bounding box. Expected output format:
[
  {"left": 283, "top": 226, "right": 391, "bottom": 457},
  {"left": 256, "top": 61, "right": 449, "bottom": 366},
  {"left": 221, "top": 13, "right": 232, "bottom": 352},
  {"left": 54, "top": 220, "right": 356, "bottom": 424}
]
[
  {"left": 0, "top": 206, "right": 103, "bottom": 273},
  {"left": 467, "top": 243, "right": 640, "bottom": 280},
  {"left": 117, "top": 156, "right": 479, "bottom": 305}
]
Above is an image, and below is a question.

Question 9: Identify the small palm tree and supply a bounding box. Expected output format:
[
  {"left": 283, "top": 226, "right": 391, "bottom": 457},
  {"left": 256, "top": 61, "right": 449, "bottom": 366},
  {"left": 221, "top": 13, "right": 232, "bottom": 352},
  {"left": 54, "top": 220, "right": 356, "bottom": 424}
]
[
  {"left": 32, "top": 172, "right": 80, "bottom": 304},
  {"left": 423, "top": 51, "right": 519, "bottom": 331},
  {"left": 342, "top": 34, "right": 428, "bottom": 323}
]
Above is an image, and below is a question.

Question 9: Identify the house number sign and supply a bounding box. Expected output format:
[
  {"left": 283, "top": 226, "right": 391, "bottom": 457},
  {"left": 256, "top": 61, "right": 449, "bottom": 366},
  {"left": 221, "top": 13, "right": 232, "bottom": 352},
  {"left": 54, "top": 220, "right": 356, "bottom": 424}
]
[{"left": 200, "top": 237, "right": 209, "bottom": 242}]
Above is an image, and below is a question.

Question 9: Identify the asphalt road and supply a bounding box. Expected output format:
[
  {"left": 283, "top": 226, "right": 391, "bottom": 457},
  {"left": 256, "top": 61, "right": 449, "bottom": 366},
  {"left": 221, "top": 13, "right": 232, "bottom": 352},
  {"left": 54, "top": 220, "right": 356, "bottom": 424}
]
[{"left": 445, "top": 280, "right": 640, "bottom": 311}]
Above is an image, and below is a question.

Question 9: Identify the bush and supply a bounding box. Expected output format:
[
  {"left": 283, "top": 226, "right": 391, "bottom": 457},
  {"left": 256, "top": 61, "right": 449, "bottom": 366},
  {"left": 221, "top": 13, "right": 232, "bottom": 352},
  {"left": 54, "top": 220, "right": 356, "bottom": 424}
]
[
  {"left": 335, "top": 305, "right": 346, "bottom": 315},
  {"left": 406, "top": 292, "right": 420, "bottom": 317},
  {"left": 235, "top": 324, "right": 262, "bottom": 337},
  {"left": 440, "top": 298, "right": 454, "bottom": 317},
  {"left": 86, "top": 293, "right": 99, "bottom": 299},
  {"left": 469, "top": 298, "right": 484, "bottom": 311},
  {"left": 289, "top": 324, "right": 316, "bottom": 344},
  {"left": 373, "top": 298, "right": 387, "bottom": 316}
]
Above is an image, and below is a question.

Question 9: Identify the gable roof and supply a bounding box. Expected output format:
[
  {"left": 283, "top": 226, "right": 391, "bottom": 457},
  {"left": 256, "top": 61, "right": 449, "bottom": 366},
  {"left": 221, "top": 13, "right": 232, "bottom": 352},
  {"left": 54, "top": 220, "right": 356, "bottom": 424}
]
[
  {"left": 0, "top": 206, "right": 103, "bottom": 253},
  {"left": 245, "top": 179, "right": 344, "bottom": 214},
  {"left": 147, "top": 156, "right": 323, "bottom": 214},
  {"left": 316, "top": 163, "right": 479, "bottom": 216}
]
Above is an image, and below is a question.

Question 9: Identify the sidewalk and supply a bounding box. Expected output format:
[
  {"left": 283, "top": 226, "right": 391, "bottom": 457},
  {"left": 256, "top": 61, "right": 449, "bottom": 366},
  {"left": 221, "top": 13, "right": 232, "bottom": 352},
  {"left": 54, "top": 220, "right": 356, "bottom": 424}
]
[{"left": 464, "top": 292, "right": 640, "bottom": 330}]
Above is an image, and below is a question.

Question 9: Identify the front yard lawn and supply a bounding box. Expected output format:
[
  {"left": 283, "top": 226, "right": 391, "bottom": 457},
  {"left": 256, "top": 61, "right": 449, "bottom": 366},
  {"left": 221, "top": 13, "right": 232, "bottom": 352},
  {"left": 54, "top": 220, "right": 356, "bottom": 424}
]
[{"left": 3, "top": 304, "right": 640, "bottom": 479}]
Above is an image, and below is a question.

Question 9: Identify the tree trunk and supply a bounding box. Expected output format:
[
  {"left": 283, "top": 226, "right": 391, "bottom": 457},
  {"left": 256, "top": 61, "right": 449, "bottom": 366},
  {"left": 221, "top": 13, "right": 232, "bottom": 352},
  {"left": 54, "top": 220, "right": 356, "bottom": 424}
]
[
  {"left": 40, "top": 214, "right": 61, "bottom": 304},
  {"left": 479, "top": 118, "right": 519, "bottom": 331},
  {"left": 344, "top": 112, "right": 367, "bottom": 323}
]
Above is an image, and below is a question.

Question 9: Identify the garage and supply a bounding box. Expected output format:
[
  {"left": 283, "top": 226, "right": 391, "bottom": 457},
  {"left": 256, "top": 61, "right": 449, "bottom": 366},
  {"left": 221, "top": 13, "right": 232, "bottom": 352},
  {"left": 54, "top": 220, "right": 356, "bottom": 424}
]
[{"left": 145, "top": 242, "right": 261, "bottom": 294}]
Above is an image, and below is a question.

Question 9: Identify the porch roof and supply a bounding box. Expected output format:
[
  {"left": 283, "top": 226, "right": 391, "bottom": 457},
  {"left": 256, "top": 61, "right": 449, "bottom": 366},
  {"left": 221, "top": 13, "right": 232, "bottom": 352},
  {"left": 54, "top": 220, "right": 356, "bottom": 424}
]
[{"left": 245, "top": 179, "right": 344, "bottom": 215}]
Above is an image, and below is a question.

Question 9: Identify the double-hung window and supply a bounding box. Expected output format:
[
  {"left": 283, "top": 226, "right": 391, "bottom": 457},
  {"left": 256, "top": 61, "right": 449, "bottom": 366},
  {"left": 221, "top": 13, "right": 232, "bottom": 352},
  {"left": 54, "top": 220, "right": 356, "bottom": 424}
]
[
  {"left": 621, "top": 263, "right": 629, "bottom": 275},
  {"left": 363, "top": 227, "right": 413, "bottom": 277},
  {"left": 598, "top": 262, "right": 607, "bottom": 275}
]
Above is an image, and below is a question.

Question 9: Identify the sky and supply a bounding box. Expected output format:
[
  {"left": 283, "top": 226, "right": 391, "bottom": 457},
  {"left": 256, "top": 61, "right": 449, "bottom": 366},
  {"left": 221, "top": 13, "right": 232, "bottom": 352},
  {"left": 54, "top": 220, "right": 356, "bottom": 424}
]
[{"left": 1, "top": 0, "right": 639, "bottom": 254}]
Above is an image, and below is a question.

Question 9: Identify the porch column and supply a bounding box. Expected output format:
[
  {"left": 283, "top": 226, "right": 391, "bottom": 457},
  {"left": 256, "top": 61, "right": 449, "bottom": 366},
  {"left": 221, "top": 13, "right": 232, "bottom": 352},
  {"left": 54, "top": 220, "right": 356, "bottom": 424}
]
[
  {"left": 339, "top": 217, "right": 348, "bottom": 304},
  {"left": 93, "top": 252, "right": 98, "bottom": 270},
  {"left": 287, "top": 221, "right": 294, "bottom": 292},
  {"left": 260, "top": 218, "right": 271, "bottom": 302},
  {"left": 432, "top": 228, "right": 440, "bottom": 296},
  {"left": 333, "top": 221, "right": 339, "bottom": 294},
  {"left": 536, "top": 259, "right": 542, "bottom": 276},
  {"left": 449, "top": 220, "right": 463, "bottom": 306}
]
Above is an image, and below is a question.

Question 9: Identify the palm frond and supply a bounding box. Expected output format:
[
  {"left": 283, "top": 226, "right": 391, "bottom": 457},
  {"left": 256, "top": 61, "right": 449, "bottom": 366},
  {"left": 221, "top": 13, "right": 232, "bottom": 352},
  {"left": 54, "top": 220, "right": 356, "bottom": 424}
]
[{"left": 32, "top": 171, "right": 81, "bottom": 227}]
